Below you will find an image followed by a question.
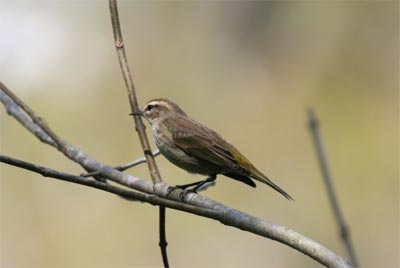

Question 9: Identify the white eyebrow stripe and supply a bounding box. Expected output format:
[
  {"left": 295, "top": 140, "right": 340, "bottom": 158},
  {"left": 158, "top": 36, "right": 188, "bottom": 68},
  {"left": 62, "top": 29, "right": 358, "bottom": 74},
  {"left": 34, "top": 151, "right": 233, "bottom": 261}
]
[{"left": 148, "top": 101, "right": 171, "bottom": 110}]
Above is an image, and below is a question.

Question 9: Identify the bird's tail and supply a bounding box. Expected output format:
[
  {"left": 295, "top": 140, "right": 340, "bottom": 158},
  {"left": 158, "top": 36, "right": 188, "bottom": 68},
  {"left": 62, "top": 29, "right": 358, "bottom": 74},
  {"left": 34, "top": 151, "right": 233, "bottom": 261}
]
[{"left": 251, "top": 169, "right": 294, "bottom": 201}]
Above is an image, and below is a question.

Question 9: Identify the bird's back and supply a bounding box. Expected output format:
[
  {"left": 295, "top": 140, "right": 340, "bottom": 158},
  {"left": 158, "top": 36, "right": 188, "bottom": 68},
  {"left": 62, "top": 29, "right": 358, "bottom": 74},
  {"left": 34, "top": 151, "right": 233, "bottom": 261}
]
[{"left": 160, "top": 114, "right": 293, "bottom": 200}]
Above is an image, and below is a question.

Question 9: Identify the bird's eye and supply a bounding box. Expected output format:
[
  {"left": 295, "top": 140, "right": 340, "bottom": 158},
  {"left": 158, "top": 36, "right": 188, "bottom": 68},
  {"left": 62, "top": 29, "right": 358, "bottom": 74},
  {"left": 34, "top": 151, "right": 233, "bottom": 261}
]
[{"left": 146, "top": 104, "right": 154, "bottom": 111}]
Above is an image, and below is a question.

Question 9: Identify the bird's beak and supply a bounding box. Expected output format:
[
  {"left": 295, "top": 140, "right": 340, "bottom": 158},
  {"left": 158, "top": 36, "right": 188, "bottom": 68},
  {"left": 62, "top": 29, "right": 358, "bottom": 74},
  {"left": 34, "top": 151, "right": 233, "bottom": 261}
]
[{"left": 130, "top": 110, "right": 143, "bottom": 116}]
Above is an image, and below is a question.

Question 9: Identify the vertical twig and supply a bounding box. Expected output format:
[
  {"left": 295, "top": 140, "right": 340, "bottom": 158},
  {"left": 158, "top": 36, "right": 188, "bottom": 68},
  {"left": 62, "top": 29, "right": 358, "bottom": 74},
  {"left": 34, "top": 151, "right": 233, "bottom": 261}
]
[
  {"left": 308, "top": 109, "right": 359, "bottom": 267},
  {"left": 108, "top": 0, "right": 162, "bottom": 185},
  {"left": 108, "top": 1, "right": 168, "bottom": 267},
  {"left": 159, "top": 206, "right": 169, "bottom": 268}
]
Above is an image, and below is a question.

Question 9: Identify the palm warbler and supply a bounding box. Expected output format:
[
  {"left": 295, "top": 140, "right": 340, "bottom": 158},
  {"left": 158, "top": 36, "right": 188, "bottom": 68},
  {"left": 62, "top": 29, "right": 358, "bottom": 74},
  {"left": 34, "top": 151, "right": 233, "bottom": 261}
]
[{"left": 137, "top": 98, "right": 293, "bottom": 200}]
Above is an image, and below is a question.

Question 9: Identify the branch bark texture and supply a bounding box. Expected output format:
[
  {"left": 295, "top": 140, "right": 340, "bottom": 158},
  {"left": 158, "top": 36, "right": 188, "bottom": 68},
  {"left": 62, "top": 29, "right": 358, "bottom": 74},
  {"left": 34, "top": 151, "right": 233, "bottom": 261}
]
[{"left": 0, "top": 83, "right": 352, "bottom": 268}]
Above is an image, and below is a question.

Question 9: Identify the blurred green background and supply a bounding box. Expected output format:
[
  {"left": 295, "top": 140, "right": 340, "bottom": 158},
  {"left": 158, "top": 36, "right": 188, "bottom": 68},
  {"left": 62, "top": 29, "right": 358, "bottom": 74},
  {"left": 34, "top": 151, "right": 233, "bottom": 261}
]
[{"left": 1, "top": 1, "right": 398, "bottom": 267}]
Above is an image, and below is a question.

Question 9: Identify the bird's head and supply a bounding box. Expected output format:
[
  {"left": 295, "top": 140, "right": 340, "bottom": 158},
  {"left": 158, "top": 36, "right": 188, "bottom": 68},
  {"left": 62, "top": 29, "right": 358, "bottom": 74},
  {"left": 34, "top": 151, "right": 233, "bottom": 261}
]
[{"left": 138, "top": 98, "right": 187, "bottom": 125}]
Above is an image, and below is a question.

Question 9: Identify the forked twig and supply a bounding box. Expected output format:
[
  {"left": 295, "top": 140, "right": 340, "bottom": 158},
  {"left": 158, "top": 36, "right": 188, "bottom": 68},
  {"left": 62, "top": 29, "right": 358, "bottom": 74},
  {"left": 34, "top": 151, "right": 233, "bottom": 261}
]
[
  {"left": 308, "top": 109, "right": 359, "bottom": 267},
  {"left": 81, "top": 149, "right": 161, "bottom": 178}
]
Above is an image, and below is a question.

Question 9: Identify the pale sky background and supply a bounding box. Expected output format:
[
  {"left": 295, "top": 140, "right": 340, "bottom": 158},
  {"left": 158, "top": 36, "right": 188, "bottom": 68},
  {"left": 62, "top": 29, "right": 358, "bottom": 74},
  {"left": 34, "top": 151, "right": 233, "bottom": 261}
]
[{"left": 1, "top": 1, "right": 398, "bottom": 267}]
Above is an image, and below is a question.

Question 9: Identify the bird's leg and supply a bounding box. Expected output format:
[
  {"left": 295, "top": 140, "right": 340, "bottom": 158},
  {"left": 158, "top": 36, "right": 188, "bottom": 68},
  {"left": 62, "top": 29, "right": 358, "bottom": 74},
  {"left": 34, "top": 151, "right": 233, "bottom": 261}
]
[
  {"left": 178, "top": 175, "right": 217, "bottom": 200},
  {"left": 191, "top": 175, "right": 217, "bottom": 192},
  {"left": 167, "top": 175, "right": 217, "bottom": 200},
  {"left": 175, "top": 180, "right": 206, "bottom": 190},
  {"left": 167, "top": 180, "right": 201, "bottom": 196},
  {"left": 166, "top": 181, "right": 199, "bottom": 197}
]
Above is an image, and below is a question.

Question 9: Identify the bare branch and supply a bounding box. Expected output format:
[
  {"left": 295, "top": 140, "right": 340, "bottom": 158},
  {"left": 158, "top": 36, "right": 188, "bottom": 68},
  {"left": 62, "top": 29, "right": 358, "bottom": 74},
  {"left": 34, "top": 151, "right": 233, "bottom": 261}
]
[
  {"left": 120, "top": 149, "right": 161, "bottom": 171},
  {"left": 0, "top": 82, "right": 65, "bottom": 150},
  {"left": 109, "top": 0, "right": 162, "bottom": 185},
  {"left": 108, "top": 1, "right": 167, "bottom": 265},
  {"left": 1, "top": 154, "right": 141, "bottom": 201},
  {"left": 0, "top": 83, "right": 56, "bottom": 147},
  {"left": 81, "top": 149, "right": 161, "bottom": 178},
  {"left": 308, "top": 109, "right": 359, "bottom": 267},
  {"left": 0, "top": 84, "right": 176, "bottom": 200},
  {"left": 0, "top": 154, "right": 218, "bottom": 216},
  {"left": 159, "top": 206, "right": 169, "bottom": 268},
  {"left": 0, "top": 84, "right": 352, "bottom": 268}
]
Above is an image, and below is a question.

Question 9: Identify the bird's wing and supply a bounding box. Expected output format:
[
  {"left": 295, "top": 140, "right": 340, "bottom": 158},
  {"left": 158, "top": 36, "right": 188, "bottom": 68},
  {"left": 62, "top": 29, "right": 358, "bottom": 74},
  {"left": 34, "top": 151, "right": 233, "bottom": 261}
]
[
  {"left": 165, "top": 117, "right": 293, "bottom": 198},
  {"left": 165, "top": 117, "right": 294, "bottom": 200},
  {"left": 166, "top": 117, "right": 244, "bottom": 173}
]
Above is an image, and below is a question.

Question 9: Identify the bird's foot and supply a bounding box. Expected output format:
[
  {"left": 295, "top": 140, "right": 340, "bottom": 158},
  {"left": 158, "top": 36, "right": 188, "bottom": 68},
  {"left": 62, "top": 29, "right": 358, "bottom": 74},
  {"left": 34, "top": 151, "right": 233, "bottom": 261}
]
[
  {"left": 166, "top": 185, "right": 197, "bottom": 201},
  {"left": 166, "top": 175, "right": 217, "bottom": 200},
  {"left": 166, "top": 185, "right": 179, "bottom": 196},
  {"left": 178, "top": 188, "right": 197, "bottom": 201}
]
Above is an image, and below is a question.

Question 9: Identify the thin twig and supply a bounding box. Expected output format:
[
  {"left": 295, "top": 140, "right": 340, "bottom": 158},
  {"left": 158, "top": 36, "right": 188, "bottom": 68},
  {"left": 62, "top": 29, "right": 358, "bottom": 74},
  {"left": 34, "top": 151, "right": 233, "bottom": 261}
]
[
  {"left": 81, "top": 149, "right": 161, "bottom": 178},
  {"left": 0, "top": 84, "right": 353, "bottom": 268},
  {"left": 108, "top": 1, "right": 168, "bottom": 266},
  {"left": 159, "top": 206, "right": 169, "bottom": 268},
  {"left": 108, "top": 0, "right": 162, "bottom": 185},
  {"left": 308, "top": 109, "right": 359, "bottom": 267}
]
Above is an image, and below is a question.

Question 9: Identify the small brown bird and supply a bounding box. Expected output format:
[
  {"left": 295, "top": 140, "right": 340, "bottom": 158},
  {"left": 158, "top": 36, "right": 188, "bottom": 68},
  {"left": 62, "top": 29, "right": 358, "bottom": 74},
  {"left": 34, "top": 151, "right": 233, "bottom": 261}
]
[{"left": 138, "top": 98, "right": 293, "bottom": 200}]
